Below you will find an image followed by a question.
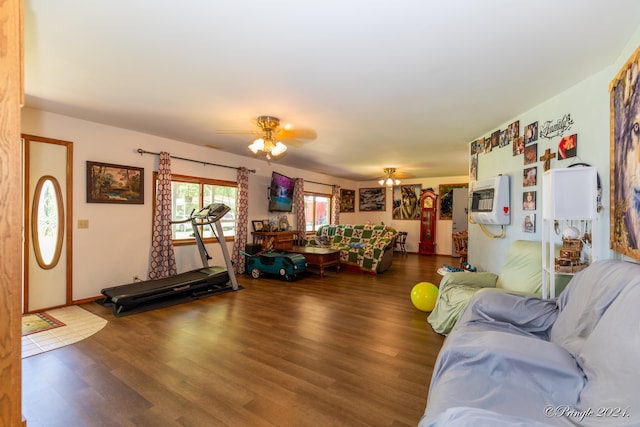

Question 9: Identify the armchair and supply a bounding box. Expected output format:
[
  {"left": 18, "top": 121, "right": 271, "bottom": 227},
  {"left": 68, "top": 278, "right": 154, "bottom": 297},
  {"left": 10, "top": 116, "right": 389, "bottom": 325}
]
[{"left": 428, "top": 240, "right": 547, "bottom": 335}]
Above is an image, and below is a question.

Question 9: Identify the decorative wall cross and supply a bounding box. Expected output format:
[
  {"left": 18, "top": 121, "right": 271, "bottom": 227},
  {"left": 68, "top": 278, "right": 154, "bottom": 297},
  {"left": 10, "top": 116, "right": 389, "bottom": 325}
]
[{"left": 539, "top": 148, "right": 556, "bottom": 171}]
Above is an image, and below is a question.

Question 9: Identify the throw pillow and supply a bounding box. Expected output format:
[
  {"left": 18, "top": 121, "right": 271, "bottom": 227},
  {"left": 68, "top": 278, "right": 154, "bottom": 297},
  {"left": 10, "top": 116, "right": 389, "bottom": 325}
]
[{"left": 315, "top": 236, "right": 329, "bottom": 246}]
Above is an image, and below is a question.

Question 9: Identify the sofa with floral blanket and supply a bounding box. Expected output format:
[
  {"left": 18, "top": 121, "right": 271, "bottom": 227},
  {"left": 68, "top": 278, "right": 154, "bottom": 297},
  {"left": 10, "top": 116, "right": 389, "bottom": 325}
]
[{"left": 304, "top": 224, "right": 398, "bottom": 273}]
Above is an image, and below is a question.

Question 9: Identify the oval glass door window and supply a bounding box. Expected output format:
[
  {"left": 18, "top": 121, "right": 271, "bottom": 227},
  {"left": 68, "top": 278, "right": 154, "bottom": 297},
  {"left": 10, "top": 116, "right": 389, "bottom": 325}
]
[{"left": 32, "top": 176, "right": 65, "bottom": 269}]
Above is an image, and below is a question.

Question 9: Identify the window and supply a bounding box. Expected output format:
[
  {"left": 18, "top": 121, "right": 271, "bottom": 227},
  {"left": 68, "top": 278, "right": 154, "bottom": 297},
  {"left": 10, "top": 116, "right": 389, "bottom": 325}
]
[
  {"left": 154, "top": 173, "right": 237, "bottom": 245},
  {"left": 304, "top": 193, "right": 331, "bottom": 232},
  {"left": 32, "top": 176, "right": 64, "bottom": 269}
]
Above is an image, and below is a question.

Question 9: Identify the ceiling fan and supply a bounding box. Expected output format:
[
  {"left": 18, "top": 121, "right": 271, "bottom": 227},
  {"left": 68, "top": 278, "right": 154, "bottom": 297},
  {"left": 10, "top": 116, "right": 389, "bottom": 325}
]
[
  {"left": 378, "top": 168, "right": 411, "bottom": 186},
  {"left": 217, "top": 115, "right": 317, "bottom": 159}
]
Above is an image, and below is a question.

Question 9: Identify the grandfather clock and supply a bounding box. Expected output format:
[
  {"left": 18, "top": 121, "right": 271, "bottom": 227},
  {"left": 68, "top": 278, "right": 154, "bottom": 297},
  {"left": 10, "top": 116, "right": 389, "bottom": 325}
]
[{"left": 419, "top": 189, "right": 438, "bottom": 255}]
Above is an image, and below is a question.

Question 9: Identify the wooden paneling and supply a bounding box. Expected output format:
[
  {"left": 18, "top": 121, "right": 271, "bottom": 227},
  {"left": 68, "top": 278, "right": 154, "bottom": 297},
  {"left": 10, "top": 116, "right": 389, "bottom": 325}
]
[{"left": 0, "top": 0, "right": 24, "bottom": 425}]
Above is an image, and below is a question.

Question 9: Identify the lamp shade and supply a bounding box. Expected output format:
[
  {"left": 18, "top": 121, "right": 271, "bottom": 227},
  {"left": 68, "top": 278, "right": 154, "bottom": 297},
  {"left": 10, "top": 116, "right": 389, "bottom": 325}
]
[{"left": 542, "top": 167, "right": 597, "bottom": 220}]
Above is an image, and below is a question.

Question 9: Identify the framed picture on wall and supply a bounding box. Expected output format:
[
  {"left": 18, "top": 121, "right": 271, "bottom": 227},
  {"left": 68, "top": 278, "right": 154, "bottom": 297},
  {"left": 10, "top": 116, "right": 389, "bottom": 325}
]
[
  {"left": 359, "top": 187, "right": 386, "bottom": 211},
  {"left": 523, "top": 213, "right": 536, "bottom": 233},
  {"left": 525, "top": 121, "right": 538, "bottom": 144},
  {"left": 508, "top": 120, "right": 520, "bottom": 143},
  {"left": 523, "top": 166, "right": 537, "bottom": 187},
  {"left": 524, "top": 143, "right": 537, "bottom": 165},
  {"left": 392, "top": 184, "right": 421, "bottom": 220},
  {"left": 610, "top": 46, "right": 640, "bottom": 261},
  {"left": 513, "top": 136, "right": 524, "bottom": 156},
  {"left": 439, "top": 183, "right": 468, "bottom": 220},
  {"left": 340, "top": 189, "right": 356, "bottom": 213},
  {"left": 523, "top": 191, "right": 536, "bottom": 211},
  {"left": 558, "top": 134, "right": 577, "bottom": 160},
  {"left": 86, "top": 161, "right": 144, "bottom": 204},
  {"left": 470, "top": 155, "right": 478, "bottom": 181}
]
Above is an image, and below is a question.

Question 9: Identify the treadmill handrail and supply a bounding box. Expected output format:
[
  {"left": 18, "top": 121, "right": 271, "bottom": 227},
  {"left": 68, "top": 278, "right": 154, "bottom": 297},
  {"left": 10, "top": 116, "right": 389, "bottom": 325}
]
[{"left": 169, "top": 204, "right": 231, "bottom": 226}]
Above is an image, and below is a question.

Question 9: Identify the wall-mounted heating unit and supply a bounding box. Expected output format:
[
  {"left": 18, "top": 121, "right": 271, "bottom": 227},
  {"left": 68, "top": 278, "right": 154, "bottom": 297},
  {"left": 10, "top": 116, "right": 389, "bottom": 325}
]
[{"left": 469, "top": 175, "right": 511, "bottom": 225}]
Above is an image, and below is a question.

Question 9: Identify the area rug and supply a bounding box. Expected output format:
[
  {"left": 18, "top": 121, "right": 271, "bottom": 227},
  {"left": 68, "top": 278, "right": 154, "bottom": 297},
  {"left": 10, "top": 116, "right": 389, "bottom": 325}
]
[{"left": 22, "top": 312, "right": 65, "bottom": 336}]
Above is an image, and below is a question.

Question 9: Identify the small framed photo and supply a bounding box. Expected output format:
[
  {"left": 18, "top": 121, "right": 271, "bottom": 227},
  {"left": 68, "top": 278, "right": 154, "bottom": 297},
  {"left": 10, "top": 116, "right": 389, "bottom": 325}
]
[
  {"left": 525, "top": 121, "right": 538, "bottom": 144},
  {"left": 508, "top": 120, "right": 520, "bottom": 143},
  {"left": 252, "top": 220, "right": 264, "bottom": 232},
  {"left": 523, "top": 213, "right": 536, "bottom": 233},
  {"left": 86, "top": 161, "right": 144, "bottom": 204},
  {"left": 524, "top": 143, "right": 537, "bottom": 165},
  {"left": 523, "top": 166, "right": 537, "bottom": 187},
  {"left": 558, "top": 134, "right": 577, "bottom": 160},
  {"left": 523, "top": 191, "right": 536, "bottom": 211},
  {"left": 470, "top": 155, "right": 478, "bottom": 181},
  {"left": 512, "top": 136, "right": 524, "bottom": 156},
  {"left": 491, "top": 130, "right": 500, "bottom": 149}
]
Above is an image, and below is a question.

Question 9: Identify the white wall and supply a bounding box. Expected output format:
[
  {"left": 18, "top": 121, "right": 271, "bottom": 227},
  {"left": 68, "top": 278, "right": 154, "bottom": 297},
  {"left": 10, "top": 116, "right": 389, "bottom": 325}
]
[
  {"left": 468, "top": 25, "right": 640, "bottom": 274},
  {"left": 22, "top": 107, "right": 466, "bottom": 301},
  {"left": 21, "top": 108, "right": 358, "bottom": 300},
  {"left": 355, "top": 176, "right": 468, "bottom": 255}
]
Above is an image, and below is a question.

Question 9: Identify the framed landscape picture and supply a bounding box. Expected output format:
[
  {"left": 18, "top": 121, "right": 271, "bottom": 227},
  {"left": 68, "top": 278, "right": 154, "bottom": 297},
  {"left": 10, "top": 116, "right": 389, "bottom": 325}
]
[
  {"left": 359, "top": 187, "right": 386, "bottom": 211},
  {"left": 86, "top": 161, "right": 144, "bottom": 204}
]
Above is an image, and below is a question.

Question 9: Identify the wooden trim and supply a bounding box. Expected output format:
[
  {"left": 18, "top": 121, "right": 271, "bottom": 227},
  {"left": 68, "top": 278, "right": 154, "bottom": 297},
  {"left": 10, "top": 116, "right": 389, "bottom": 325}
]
[
  {"left": 1, "top": 1, "right": 25, "bottom": 424},
  {"left": 22, "top": 134, "right": 74, "bottom": 308}
]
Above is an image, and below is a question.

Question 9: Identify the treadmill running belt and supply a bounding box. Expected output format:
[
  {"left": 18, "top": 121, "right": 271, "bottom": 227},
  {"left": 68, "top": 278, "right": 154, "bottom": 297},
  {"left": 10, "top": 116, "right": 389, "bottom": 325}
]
[{"left": 99, "top": 266, "right": 232, "bottom": 316}]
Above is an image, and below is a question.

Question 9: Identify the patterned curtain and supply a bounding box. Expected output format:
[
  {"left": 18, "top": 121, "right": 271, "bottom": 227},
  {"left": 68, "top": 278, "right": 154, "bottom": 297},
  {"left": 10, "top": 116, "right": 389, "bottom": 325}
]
[
  {"left": 148, "top": 152, "right": 177, "bottom": 279},
  {"left": 294, "top": 178, "right": 306, "bottom": 233},
  {"left": 331, "top": 185, "right": 341, "bottom": 225},
  {"left": 231, "top": 167, "right": 249, "bottom": 275}
]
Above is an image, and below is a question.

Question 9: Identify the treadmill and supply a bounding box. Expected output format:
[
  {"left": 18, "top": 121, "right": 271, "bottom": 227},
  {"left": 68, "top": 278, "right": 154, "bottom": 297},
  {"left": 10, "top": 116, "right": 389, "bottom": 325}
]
[{"left": 99, "top": 203, "right": 238, "bottom": 316}]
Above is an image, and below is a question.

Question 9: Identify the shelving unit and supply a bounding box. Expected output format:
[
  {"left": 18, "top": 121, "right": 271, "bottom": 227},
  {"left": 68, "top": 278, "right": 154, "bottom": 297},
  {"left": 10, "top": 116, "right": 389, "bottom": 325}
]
[{"left": 541, "top": 167, "right": 598, "bottom": 299}]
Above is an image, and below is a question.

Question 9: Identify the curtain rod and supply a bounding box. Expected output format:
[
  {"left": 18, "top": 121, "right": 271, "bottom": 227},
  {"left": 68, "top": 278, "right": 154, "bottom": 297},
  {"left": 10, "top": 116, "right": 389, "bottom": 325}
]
[
  {"left": 137, "top": 149, "right": 256, "bottom": 173},
  {"left": 304, "top": 179, "right": 335, "bottom": 187}
]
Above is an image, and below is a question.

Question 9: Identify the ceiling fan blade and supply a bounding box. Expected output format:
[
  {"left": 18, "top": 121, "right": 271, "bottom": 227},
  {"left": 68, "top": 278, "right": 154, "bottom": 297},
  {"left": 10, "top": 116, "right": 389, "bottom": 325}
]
[
  {"left": 216, "top": 129, "right": 261, "bottom": 135},
  {"left": 394, "top": 172, "right": 413, "bottom": 179},
  {"left": 276, "top": 128, "right": 317, "bottom": 141},
  {"left": 284, "top": 139, "right": 305, "bottom": 148}
]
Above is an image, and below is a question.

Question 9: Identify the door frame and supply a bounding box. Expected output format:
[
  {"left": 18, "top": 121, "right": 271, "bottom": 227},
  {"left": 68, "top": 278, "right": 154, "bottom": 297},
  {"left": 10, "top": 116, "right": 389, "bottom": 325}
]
[{"left": 22, "top": 134, "right": 73, "bottom": 312}]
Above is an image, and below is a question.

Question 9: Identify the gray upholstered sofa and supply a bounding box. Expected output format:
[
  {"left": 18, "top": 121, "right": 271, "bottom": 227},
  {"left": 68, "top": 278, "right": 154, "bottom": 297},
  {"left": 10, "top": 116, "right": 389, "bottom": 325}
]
[{"left": 419, "top": 259, "right": 640, "bottom": 426}]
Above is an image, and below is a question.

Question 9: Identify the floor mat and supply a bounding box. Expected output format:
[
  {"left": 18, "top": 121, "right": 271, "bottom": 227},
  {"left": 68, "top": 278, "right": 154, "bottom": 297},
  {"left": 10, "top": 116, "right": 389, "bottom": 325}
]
[
  {"left": 22, "top": 305, "right": 108, "bottom": 358},
  {"left": 22, "top": 312, "right": 65, "bottom": 336}
]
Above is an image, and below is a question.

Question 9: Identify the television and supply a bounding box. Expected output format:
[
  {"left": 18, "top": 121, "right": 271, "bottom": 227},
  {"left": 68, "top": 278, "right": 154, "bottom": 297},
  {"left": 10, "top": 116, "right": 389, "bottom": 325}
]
[{"left": 268, "top": 171, "right": 295, "bottom": 212}]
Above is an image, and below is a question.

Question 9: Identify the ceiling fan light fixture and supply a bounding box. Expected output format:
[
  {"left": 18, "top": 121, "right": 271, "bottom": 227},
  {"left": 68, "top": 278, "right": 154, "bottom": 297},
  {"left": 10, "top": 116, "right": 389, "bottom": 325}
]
[
  {"left": 247, "top": 115, "right": 290, "bottom": 159},
  {"left": 248, "top": 138, "right": 264, "bottom": 154},
  {"left": 379, "top": 168, "right": 401, "bottom": 186},
  {"left": 248, "top": 136, "right": 287, "bottom": 159},
  {"left": 272, "top": 141, "right": 287, "bottom": 156}
]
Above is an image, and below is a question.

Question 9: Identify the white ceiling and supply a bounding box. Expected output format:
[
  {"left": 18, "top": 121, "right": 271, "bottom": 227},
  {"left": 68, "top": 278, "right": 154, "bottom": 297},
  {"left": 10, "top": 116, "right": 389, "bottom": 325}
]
[{"left": 23, "top": 1, "right": 640, "bottom": 181}]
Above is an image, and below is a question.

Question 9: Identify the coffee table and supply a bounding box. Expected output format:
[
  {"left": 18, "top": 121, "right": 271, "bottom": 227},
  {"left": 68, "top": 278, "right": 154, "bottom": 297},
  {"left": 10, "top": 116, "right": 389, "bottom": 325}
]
[{"left": 288, "top": 246, "right": 340, "bottom": 278}]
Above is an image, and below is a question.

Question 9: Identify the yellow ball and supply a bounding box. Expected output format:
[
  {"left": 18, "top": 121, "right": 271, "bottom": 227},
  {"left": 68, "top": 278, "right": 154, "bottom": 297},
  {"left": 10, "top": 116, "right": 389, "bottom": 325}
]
[{"left": 411, "top": 282, "right": 439, "bottom": 312}]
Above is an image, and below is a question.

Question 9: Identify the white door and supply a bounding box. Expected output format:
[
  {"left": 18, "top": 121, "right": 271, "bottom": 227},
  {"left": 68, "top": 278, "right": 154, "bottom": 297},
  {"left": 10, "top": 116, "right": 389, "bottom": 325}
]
[{"left": 23, "top": 134, "right": 73, "bottom": 312}]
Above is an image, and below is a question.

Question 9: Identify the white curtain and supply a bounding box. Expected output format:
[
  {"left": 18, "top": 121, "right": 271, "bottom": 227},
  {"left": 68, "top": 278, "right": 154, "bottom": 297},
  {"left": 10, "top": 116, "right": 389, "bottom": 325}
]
[
  {"left": 148, "top": 152, "right": 177, "bottom": 279},
  {"left": 231, "top": 167, "right": 249, "bottom": 274}
]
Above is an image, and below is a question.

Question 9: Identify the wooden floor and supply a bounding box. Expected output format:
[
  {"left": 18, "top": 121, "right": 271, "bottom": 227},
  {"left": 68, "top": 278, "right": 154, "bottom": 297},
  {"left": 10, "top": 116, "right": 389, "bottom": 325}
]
[{"left": 22, "top": 253, "right": 448, "bottom": 427}]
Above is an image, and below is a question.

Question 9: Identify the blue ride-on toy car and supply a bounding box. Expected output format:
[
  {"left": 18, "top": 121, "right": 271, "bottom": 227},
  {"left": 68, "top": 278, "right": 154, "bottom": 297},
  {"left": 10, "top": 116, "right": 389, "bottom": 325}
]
[{"left": 244, "top": 251, "right": 307, "bottom": 280}]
